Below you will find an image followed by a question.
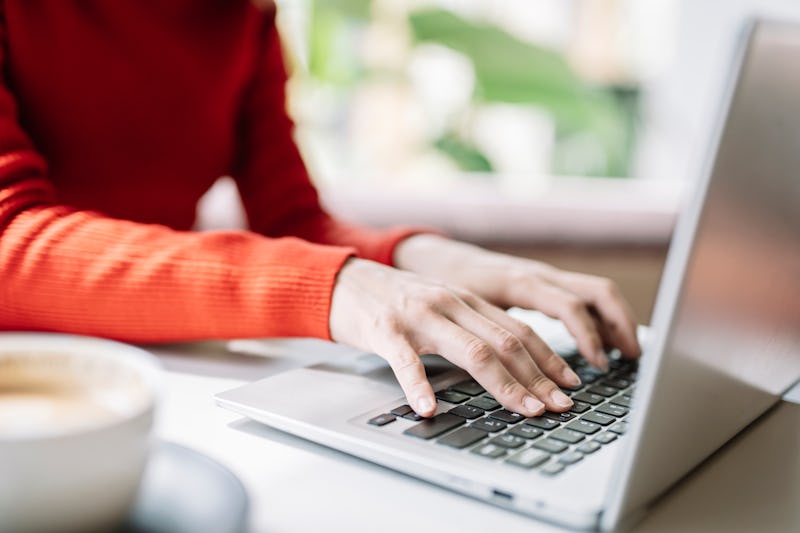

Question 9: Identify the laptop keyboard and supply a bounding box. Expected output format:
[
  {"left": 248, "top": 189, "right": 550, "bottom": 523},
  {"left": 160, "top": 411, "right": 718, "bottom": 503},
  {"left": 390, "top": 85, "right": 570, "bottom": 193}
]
[{"left": 366, "top": 351, "right": 637, "bottom": 476}]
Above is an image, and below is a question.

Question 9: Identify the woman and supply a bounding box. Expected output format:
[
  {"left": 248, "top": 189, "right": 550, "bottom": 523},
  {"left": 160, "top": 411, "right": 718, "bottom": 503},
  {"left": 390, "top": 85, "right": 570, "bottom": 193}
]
[{"left": 0, "top": 1, "right": 639, "bottom": 418}]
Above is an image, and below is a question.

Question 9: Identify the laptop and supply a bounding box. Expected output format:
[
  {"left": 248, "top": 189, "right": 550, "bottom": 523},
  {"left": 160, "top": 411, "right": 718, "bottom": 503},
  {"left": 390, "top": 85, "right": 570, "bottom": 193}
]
[{"left": 216, "top": 19, "right": 800, "bottom": 531}]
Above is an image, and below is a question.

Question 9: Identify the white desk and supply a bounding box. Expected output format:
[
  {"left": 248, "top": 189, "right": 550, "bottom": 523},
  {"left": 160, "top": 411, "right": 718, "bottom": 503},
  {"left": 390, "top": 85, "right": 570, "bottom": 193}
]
[{"left": 149, "top": 340, "right": 800, "bottom": 533}]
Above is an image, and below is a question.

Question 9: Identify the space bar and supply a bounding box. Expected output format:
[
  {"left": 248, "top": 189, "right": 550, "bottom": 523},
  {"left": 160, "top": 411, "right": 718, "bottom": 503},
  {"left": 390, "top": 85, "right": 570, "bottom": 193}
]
[{"left": 403, "top": 413, "right": 464, "bottom": 439}]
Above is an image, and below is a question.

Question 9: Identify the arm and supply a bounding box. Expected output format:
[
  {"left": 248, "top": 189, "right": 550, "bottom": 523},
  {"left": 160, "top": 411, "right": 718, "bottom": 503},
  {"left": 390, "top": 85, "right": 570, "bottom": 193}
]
[
  {"left": 231, "top": 9, "right": 423, "bottom": 266},
  {"left": 0, "top": 20, "right": 353, "bottom": 343}
]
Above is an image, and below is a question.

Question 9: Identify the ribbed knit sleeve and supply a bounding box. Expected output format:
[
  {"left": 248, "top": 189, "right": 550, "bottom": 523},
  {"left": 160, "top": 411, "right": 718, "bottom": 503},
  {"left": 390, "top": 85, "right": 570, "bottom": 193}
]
[
  {"left": 0, "top": 9, "right": 355, "bottom": 342},
  {"left": 232, "top": 8, "right": 425, "bottom": 265}
]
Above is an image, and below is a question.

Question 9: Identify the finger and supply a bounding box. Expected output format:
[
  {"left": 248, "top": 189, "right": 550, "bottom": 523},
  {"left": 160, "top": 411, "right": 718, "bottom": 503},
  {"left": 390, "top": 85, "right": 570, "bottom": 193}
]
[
  {"left": 444, "top": 301, "right": 573, "bottom": 412},
  {"left": 418, "top": 315, "right": 547, "bottom": 417},
  {"left": 590, "top": 310, "right": 615, "bottom": 350},
  {"left": 522, "top": 282, "right": 608, "bottom": 371},
  {"left": 457, "top": 291, "right": 581, "bottom": 389},
  {"left": 552, "top": 273, "right": 641, "bottom": 358},
  {"left": 374, "top": 332, "right": 436, "bottom": 417}
]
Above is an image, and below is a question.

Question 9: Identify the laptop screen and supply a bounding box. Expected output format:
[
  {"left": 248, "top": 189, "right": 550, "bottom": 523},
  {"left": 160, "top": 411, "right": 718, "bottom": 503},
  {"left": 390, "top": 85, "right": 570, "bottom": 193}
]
[
  {"left": 674, "top": 20, "right": 800, "bottom": 403},
  {"left": 605, "top": 19, "right": 800, "bottom": 528}
]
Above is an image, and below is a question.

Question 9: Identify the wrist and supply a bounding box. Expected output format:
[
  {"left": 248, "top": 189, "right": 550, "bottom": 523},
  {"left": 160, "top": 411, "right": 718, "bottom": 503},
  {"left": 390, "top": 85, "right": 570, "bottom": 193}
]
[
  {"left": 393, "top": 234, "right": 556, "bottom": 307},
  {"left": 330, "top": 257, "right": 366, "bottom": 344},
  {"left": 330, "top": 257, "right": 395, "bottom": 344},
  {"left": 393, "top": 234, "right": 472, "bottom": 273}
]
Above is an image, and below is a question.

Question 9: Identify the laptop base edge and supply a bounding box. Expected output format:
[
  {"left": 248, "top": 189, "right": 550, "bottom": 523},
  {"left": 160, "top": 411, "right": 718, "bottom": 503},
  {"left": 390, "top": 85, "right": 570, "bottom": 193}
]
[{"left": 216, "top": 395, "right": 603, "bottom": 531}]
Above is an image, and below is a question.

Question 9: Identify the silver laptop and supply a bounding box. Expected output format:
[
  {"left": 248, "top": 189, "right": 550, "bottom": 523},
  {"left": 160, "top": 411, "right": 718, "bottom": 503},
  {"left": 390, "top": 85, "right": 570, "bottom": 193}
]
[{"left": 216, "top": 19, "right": 800, "bottom": 531}]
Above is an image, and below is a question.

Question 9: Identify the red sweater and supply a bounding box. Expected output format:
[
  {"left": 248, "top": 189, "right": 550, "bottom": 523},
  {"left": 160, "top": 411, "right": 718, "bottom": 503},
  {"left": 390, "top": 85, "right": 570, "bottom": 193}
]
[{"left": 0, "top": 1, "right": 418, "bottom": 342}]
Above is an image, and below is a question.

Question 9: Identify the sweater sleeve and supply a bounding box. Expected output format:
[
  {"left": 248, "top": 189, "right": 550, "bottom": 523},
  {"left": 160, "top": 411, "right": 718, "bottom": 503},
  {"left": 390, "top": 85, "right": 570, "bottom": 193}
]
[
  {"left": 232, "top": 9, "right": 425, "bottom": 266},
  {"left": 0, "top": 26, "right": 354, "bottom": 343}
]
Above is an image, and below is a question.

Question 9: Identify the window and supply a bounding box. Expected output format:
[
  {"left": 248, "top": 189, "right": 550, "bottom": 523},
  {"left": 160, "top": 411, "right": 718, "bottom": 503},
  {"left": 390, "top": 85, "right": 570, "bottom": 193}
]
[
  {"left": 209, "top": 1, "right": 694, "bottom": 243},
  {"left": 278, "top": 1, "right": 680, "bottom": 186}
]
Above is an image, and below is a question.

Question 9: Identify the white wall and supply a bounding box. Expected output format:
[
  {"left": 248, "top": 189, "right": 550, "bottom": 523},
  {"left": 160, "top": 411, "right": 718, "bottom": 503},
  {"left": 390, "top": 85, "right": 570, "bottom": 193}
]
[{"left": 639, "top": 0, "right": 800, "bottom": 183}]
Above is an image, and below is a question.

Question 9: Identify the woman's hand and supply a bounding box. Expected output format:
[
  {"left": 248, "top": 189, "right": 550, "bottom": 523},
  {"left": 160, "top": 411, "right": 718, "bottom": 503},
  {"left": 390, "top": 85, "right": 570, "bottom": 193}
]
[
  {"left": 329, "top": 258, "right": 581, "bottom": 418},
  {"left": 394, "top": 235, "right": 642, "bottom": 372}
]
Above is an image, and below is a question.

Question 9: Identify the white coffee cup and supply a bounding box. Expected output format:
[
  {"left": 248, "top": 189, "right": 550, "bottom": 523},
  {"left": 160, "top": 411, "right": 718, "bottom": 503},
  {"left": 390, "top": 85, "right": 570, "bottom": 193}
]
[{"left": 0, "top": 333, "right": 162, "bottom": 533}]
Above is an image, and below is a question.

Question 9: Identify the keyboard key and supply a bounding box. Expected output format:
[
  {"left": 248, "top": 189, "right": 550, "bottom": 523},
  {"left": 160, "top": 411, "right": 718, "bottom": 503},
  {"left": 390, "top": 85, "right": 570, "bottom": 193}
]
[
  {"left": 561, "top": 384, "right": 584, "bottom": 394},
  {"left": 437, "top": 427, "right": 486, "bottom": 449},
  {"left": 576, "top": 441, "right": 601, "bottom": 454},
  {"left": 608, "top": 356, "right": 626, "bottom": 370},
  {"left": 509, "top": 425, "right": 543, "bottom": 440},
  {"left": 449, "top": 380, "right": 485, "bottom": 396},
  {"left": 610, "top": 395, "right": 632, "bottom": 408},
  {"left": 608, "top": 422, "right": 628, "bottom": 435},
  {"left": 569, "top": 401, "right": 591, "bottom": 414},
  {"left": 532, "top": 438, "right": 569, "bottom": 454},
  {"left": 582, "top": 412, "right": 616, "bottom": 426},
  {"left": 586, "top": 385, "right": 617, "bottom": 397},
  {"left": 471, "top": 443, "right": 506, "bottom": 459},
  {"left": 505, "top": 448, "right": 549, "bottom": 469},
  {"left": 435, "top": 390, "right": 469, "bottom": 404},
  {"left": 550, "top": 428, "right": 585, "bottom": 444},
  {"left": 368, "top": 414, "right": 395, "bottom": 426},
  {"left": 390, "top": 405, "right": 413, "bottom": 417},
  {"left": 566, "top": 419, "right": 601, "bottom": 435},
  {"left": 403, "top": 413, "right": 464, "bottom": 439},
  {"left": 594, "top": 432, "right": 618, "bottom": 445},
  {"left": 448, "top": 405, "right": 485, "bottom": 419},
  {"left": 540, "top": 462, "right": 565, "bottom": 476},
  {"left": 467, "top": 396, "right": 501, "bottom": 411},
  {"left": 572, "top": 392, "right": 604, "bottom": 405},
  {"left": 577, "top": 368, "right": 605, "bottom": 383},
  {"left": 558, "top": 451, "right": 584, "bottom": 465},
  {"left": 616, "top": 360, "right": 637, "bottom": 372},
  {"left": 470, "top": 418, "right": 507, "bottom": 433},
  {"left": 616, "top": 371, "right": 635, "bottom": 384},
  {"left": 602, "top": 378, "right": 631, "bottom": 389},
  {"left": 525, "top": 417, "right": 560, "bottom": 430},
  {"left": 596, "top": 403, "right": 629, "bottom": 418},
  {"left": 489, "top": 409, "right": 525, "bottom": 424},
  {"left": 543, "top": 411, "right": 575, "bottom": 423},
  {"left": 559, "top": 350, "right": 581, "bottom": 362},
  {"left": 490, "top": 434, "right": 526, "bottom": 449},
  {"left": 403, "top": 412, "right": 424, "bottom": 421},
  {"left": 481, "top": 392, "right": 496, "bottom": 401}
]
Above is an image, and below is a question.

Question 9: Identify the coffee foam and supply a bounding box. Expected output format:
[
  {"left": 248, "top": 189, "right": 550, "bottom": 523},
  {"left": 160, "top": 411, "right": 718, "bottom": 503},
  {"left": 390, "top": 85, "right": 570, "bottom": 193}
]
[{"left": 0, "top": 351, "right": 151, "bottom": 439}]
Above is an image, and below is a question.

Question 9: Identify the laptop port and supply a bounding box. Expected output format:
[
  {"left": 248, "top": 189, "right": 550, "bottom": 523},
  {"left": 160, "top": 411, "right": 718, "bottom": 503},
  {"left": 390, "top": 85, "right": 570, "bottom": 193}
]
[{"left": 491, "top": 489, "right": 514, "bottom": 502}]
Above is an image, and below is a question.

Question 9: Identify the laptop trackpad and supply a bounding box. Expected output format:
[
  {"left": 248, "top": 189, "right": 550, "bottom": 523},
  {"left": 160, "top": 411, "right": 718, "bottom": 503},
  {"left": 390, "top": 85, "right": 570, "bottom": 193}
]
[{"left": 216, "top": 353, "right": 467, "bottom": 424}]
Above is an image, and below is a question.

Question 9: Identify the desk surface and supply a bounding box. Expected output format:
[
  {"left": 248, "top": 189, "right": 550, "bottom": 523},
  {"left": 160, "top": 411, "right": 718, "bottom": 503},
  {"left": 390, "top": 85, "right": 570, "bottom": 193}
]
[{"left": 149, "top": 339, "right": 800, "bottom": 533}]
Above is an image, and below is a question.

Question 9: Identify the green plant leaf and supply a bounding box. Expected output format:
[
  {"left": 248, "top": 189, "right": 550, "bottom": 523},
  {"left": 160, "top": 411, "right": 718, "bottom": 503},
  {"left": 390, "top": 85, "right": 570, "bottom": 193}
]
[
  {"left": 434, "top": 133, "right": 494, "bottom": 172},
  {"left": 409, "top": 10, "right": 586, "bottom": 107},
  {"left": 409, "top": 8, "right": 639, "bottom": 176},
  {"left": 308, "top": 0, "right": 371, "bottom": 84}
]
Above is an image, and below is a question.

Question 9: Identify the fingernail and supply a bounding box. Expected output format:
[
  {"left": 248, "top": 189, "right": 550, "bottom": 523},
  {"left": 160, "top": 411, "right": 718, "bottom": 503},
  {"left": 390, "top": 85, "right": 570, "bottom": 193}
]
[
  {"left": 523, "top": 396, "right": 545, "bottom": 414},
  {"left": 417, "top": 397, "right": 435, "bottom": 415},
  {"left": 596, "top": 349, "right": 609, "bottom": 372},
  {"left": 551, "top": 390, "right": 573, "bottom": 408},
  {"left": 562, "top": 367, "right": 581, "bottom": 387}
]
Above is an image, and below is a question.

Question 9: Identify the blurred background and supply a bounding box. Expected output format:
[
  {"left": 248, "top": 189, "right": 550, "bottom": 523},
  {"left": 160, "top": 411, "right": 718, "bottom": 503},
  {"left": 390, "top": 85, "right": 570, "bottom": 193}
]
[
  {"left": 200, "top": 0, "right": 800, "bottom": 322},
  {"left": 285, "top": 0, "right": 647, "bottom": 184}
]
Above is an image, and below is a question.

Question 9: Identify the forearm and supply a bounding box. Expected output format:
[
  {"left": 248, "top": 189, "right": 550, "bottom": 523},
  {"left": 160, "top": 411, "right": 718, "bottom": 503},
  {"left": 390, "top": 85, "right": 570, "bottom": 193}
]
[
  {"left": 276, "top": 210, "right": 427, "bottom": 266},
  {"left": 0, "top": 205, "right": 354, "bottom": 342}
]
